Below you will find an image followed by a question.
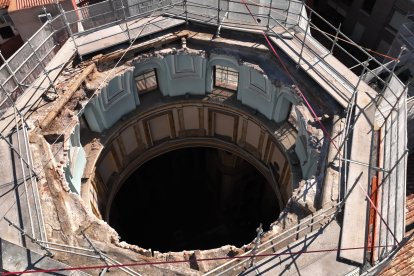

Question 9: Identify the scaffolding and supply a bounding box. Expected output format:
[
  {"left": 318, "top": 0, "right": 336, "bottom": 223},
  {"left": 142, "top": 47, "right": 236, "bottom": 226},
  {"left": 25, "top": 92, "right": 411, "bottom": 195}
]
[{"left": 0, "top": 0, "right": 408, "bottom": 274}]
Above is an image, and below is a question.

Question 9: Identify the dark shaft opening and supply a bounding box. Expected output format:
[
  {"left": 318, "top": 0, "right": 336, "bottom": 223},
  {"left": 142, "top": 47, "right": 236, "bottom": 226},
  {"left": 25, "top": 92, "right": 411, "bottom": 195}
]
[{"left": 110, "top": 147, "right": 280, "bottom": 252}]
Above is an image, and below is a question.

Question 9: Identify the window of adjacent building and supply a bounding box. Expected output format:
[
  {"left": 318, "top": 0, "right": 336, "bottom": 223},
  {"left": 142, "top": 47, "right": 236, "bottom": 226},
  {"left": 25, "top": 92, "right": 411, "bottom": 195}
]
[
  {"left": 214, "top": 65, "right": 239, "bottom": 91},
  {"left": 0, "top": 26, "right": 14, "bottom": 39},
  {"left": 351, "top": 22, "right": 365, "bottom": 43},
  {"left": 340, "top": 0, "right": 353, "bottom": 5},
  {"left": 325, "top": 2, "right": 346, "bottom": 26},
  {"left": 389, "top": 10, "right": 406, "bottom": 31},
  {"left": 376, "top": 40, "right": 391, "bottom": 59},
  {"left": 362, "top": 0, "right": 376, "bottom": 14},
  {"left": 38, "top": 13, "right": 52, "bottom": 24},
  {"left": 135, "top": 69, "right": 158, "bottom": 94}
]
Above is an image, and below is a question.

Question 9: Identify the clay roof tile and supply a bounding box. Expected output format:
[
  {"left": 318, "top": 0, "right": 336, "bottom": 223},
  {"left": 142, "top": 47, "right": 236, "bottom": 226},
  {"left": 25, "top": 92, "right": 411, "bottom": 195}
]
[
  {"left": 8, "top": 0, "right": 65, "bottom": 12},
  {"left": 0, "top": 0, "right": 10, "bottom": 9}
]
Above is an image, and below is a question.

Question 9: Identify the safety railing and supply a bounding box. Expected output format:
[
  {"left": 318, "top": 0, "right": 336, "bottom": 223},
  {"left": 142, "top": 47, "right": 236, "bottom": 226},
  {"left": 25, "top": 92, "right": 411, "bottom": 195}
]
[
  {"left": 204, "top": 203, "right": 341, "bottom": 275},
  {"left": 0, "top": 1, "right": 393, "bottom": 114},
  {"left": 371, "top": 74, "right": 407, "bottom": 263},
  {"left": 265, "top": 1, "right": 399, "bottom": 98},
  {"left": 4, "top": 218, "right": 141, "bottom": 275},
  {"left": 0, "top": 14, "right": 68, "bottom": 117},
  {"left": 0, "top": 0, "right": 409, "bottom": 272},
  {"left": 0, "top": 0, "right": 407, "bottom": 119},
  {"left": 70, "top": 0, "right": 187, "bottom": 53}
]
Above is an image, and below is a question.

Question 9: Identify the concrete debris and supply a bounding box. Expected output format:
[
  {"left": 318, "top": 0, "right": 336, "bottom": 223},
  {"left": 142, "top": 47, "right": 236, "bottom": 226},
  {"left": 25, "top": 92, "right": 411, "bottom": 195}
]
[{"left": 40, "top": 63, "right": 96, "bottom": 130}]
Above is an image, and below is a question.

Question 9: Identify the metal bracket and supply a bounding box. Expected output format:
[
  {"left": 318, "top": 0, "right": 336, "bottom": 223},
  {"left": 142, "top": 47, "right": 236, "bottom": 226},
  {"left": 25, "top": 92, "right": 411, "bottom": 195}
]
[
  {"left": 339, "top": 157, "right": 389, "bottom": 173},
  {"left": 4, "top": 217, "right": 53, "bottom": 257}
]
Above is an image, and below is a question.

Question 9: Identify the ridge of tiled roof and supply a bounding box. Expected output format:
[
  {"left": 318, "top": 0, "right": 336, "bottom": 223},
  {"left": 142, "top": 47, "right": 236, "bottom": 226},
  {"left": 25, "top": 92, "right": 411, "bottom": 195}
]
[
  {"left": 8, "top": 0, "right": 64, "bottom": 12},
  {"left": 0, "top": 0, "right": 10, "bottom": 10}
]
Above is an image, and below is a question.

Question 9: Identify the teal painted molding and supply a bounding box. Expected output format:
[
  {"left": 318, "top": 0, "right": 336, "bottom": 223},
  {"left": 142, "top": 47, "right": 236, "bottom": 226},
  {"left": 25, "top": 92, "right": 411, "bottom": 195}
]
[
  {"left": 63, "top": 124, "right": 87, "bottom": 195},
  {"left": 82, "top": 52, "right": 319, "bottom": 178},
  {"left": 164, "top": 54, "right": 207, "bottom": 96},
  {"left": 84, "top": 69, "right": 136, "bottom": 132},
  {"left": 238, "top": 66, "right": 275, "bottom": 120},
  {"left": 294, "top": 107, "right": 319, "bottom": 179},
  {"left": 273, "top": 86, "right": 298, "bottom": 123},
  {"left": 84, "top": 53, "right": 300, "bottom": 132}
]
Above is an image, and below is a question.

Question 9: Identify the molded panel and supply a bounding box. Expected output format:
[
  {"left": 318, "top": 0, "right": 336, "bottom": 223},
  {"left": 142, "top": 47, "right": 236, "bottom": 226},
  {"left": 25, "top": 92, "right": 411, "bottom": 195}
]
[
  {"left": 183, "top": 106, "right": 199, "bottom": 130},
  {"left": 148, "top": 114, "right": 171, "bottom": 142},
  {"left": 84, "top": 69, "right": 138, "bottom": 132},
  {"left": 121, "top": 126, "right": 138, "bottom": 155},
  {"left": 214, "top": 112, "right": 235, "bottom": 140},
  {"left": 245, "top": 121, "right": 261, "bottom": 148},
  {"left": 99, "top": 151, "right": 118, "bottom": 184}
]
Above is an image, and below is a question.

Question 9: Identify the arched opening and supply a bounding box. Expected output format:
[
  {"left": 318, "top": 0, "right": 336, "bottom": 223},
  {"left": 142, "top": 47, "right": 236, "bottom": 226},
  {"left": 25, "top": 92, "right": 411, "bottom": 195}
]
[
  {"left": 109, "top": 147, "right": 280, "bottom": 252},
  {"left": 214, "top": 65, "right": 239, "bottom": 91}
]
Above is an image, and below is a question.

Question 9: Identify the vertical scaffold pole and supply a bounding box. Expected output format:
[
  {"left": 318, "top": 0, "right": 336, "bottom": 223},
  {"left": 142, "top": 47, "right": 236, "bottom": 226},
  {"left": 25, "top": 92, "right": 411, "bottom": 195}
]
[
  {"left": 330, "top": 23, "right": 341, "bottom": 54},
  {"left": 342, "top": 59, "right": 369, "bottom": 195},
  {"left": 27, "top": 39, "right": 57, "bottom": 94},
  {"left": 43, "top": 6, "right": 56, "bottom": 42},
  {"left": 285, "top": 0, "right": 291, "bottom": 27},
  {"left": 44, "top": 6, "right": 58, "bottom": 58},
  {"left": 249, "top": 223, "right": 263, "bottom": 268},
  {"left": 0, "top": 51, "right": 25, "bottom": 102},
  {"left": 381, "top": 45, "right": 406, "bottom": 95},
  {"left": 216, "top": 0, "right": 221, "bottom": 36},
  {"left": 355, "top": 60, "right": 370, "bottom": 95},
  {"left": 57, "top": 2, "right": 82, "bottom": 61},
  {"left": 42, "top": 6, "right": 53, "bottom": 23},
  {"left": 121, "top": 0, "right": 131, "bottom": 42},
  {"left": 266, "top": 0, "right": 274, "bottom": 31},
  {"left": 297, "top": 10, "right": 312, "bottom": 69},
  {"left": 184, "top": 0, "right": 188, "bottom": 24},
  {"left": 391, "top": 46, "right": 406, "bottom": 74}
]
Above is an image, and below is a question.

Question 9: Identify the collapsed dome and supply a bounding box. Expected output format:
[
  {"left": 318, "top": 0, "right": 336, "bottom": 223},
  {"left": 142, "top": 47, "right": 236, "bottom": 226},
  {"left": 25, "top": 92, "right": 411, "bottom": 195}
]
[{"left": 76, "top": 49, "right": 321, "bottom": 256}]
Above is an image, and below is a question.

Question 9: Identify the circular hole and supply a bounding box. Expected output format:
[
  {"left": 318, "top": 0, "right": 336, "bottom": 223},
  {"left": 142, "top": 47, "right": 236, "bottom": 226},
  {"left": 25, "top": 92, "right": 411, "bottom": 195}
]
[{"left": 109, "top": 147, "right": 280, "bottom": 252}]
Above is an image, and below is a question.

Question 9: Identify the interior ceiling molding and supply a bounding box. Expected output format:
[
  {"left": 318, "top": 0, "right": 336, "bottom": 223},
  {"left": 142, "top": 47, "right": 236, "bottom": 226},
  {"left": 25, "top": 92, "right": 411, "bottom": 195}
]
[{"left": 90, "top": 100, "right": 297, "bottom": 221}]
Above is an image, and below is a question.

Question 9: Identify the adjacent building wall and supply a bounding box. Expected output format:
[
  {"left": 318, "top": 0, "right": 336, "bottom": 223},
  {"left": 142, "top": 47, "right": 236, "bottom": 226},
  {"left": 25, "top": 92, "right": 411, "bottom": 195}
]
[
  {"left": 314, "top": 0, "right": 414, "bottom": 53},
  {"left": 83, "top": 52, "right": 320, "bottom": 192},
  {"left": 8, "top": 0, "right": 74, "bottom": 41}
]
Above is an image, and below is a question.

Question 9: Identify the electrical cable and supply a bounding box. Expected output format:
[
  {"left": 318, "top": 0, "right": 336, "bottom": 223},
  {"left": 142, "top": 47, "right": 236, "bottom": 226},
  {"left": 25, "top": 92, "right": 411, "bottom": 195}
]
[
  {"left": 240, "top": 0, "right": 340, "bottom": 153},
  {"left": 1, "top": 244, "right": 398, "bottom": 275},
  {"left": 238, "top": 0, "right": 401, "bottom": 247}
]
